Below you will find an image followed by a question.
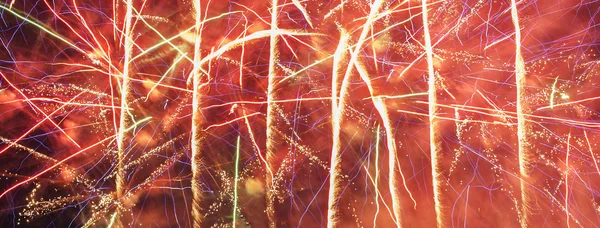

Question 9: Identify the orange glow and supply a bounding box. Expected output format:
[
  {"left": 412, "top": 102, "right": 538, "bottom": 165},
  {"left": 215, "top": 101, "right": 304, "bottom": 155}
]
[{"left": 2, "top": 0, "right": 600, "bottom": 227}]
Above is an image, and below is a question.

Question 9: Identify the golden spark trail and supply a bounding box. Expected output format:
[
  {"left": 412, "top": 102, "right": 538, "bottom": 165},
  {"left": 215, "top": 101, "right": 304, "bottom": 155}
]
[
  {"left": 237, "top": 21, "right": 271, "bottom": 175},
  {"left": 510, "top": 0, "right": 532, "bottom": 226},
  {"left": 191, "top": 0, "right": 206, "bottom": 226},
  {"left": 374, "top": 125, "right": 381, "bottom": 228},
  {"left": 355, "top": 60, "right": 414, "bottom": 228},
  {"left": 265, "top": 0, "right": 280, "bottom": 227},
  {"left": 329, "top": 0, "right": 392, "bottom": 226},
  {"left": 233, "top": 135, "right": 241, "bottom": 228},
  {"left": 328, "top": 31, "right": 349, "bottom": 228},
  {"left": 0, "top": 136, "right": 118, "bottom": 199},
  {"left": 584, "top": 131, "right": 600, "bottom": 174},
  {"left": 0, "top": 78, "right": 85, "bottom": 156},
  {"left": 566, "top": 132, "right": 571, "bottom": 228},
  {"left": 550, "top": 76, "right": 559, "bottom": 109},
  {"left": 0, "top": 73, "right": 81, "bottom": 150},
  {"left": 115, "top": 0, "right": 134, "bottom": 226},
  {"left": 6, "top": 1, "right": 600, "bottom": 226},
  {"left": 107, "top": 212, "right": 118, "bottom": 228},
  {"left": 421, "top": 0, "right": 444, "bottom": 227},
  {"left": 291, "top": 0, "right": 313, "bottom": 28},
  {"left": 376, "top": 101, "right": 405, "bottom": 227}
]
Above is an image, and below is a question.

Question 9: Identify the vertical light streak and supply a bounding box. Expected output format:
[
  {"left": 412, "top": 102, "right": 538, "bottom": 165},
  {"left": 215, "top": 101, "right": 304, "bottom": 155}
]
[
  {"left": 330, "top": 1, "right": 391, "bottom": 227},
  {"left": 238, "top": 21, "right": 272, "bottom": 178},
  {"left": 191, "top": 0, "right": 205, "bottom": 227},
  {"left": 113, "top": 0, "right": 117, "bottom": 42},
  {"left": 584, "top": 131, "right": 600, "bottom": 174},
  {"left": 328, "top": 31, "right": 349, "bottom": 228},
  {"left": 373, "top": 97, "right": 404, "bottom": 227},
  {"left": 510, "top": 0, "right": 532, "bottom": 226},
  {"left": 355, "top": 60, "right": 411, "bottom": 228},
  {"left": 374, "top": 125, "right": 381, "bottom": 228},
  {"left": 233, "top": 136, "right": 241, "bottom": 228},
  {"left": 565, "top": 132, "right": 571, "bottom": 228},
  {"left": 115, "top": 0, "right": 134, "bottom": 226},
  {"left": 265, "top": 0, "right": 280, "bottom": 227},
  {"left": 550, "top": 76, "right": 559, "bottom": 109},
  {"left": 421, "top": 0, "right": 443, "bottom": 227}
]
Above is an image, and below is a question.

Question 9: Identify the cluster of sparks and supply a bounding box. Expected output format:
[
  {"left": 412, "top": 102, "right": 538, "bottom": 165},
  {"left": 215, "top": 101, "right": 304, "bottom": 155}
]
[{"left": 1, "top": 0, "right": 600, "bottom": 227}]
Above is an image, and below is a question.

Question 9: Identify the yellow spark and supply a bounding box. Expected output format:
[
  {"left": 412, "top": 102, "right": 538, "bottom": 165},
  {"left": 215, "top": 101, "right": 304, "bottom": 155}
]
[
  {"left": 550, "top": 76, "right": 559, "bottom": 109},
  {"left": 107, "top": 212, "right": 118, "bottom": 228}
]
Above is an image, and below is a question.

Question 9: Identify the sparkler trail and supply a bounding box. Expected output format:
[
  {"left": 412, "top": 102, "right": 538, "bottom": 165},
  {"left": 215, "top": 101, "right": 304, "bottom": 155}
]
[
  {"left": 265, "top": 0, "right": 280, "bottom": 227},
  {"left": 328, "top": 0, "right": 392, "bottom": 227},
  {"left": 327, "top": 31, "right": 349, "bottom": 228},
  {"left": 373, "top": 125, "right": 381, "bottom": 228},
  {"left": 510, "top": 0, "right": 533, "bottom": 226},
  {"left": 4, "top": 0, "right": 600, "bottom": 227},
  {"left": 355, "top": 60, "right": 412, "bottom": 227},
  {"left": 232, "top": 135, "right": 241, "bottom": 228},
  {"left": 422, "top": 0, "right": 443, "bottom": 227},
  {"left": 191, "top": 0, "right": 205, "bottom": 227},
  {"left": 565, "top": 132, "right": 571, "bottom": 228},
  {"left": 114, "top": 0, "right": 134, "bottom": 227}
]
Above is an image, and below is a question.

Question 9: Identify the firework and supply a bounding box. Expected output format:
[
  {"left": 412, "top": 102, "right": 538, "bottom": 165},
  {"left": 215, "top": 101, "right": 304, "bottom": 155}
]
[
  {"left": 510, "top": 0, "right": 534, "bottom": 226},
  {"left": 2, "top": 0, "right": 600, "bottom": 227},
  {"left": 265, "top": 0, "right": 280, "bottom": 227},
  {"left": 190, "top": 0, "right": 205, "bottom": 227},
  {"left": 327, "top": 30, "right": 348, "bottom": 228},
  {"left": 421, "top": 0, "right": 445, "bottom": 227},
  {"left": 114, "top": 1, "right": 134, "bottom": 227}
]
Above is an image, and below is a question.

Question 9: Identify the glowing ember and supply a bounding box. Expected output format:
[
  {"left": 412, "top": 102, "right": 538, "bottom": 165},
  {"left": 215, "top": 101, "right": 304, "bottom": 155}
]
[{"left": 1, "top": 0, "right": 600, "bottom": 227}]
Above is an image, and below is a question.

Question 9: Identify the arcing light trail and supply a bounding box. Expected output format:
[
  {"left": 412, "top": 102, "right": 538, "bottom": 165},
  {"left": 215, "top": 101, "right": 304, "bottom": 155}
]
[{"left": 1, "top": 0, "right": 600, "bottom": 227}]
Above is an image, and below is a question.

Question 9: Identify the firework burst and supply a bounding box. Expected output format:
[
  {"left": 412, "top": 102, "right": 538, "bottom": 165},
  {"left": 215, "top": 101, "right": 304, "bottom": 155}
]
[{"left": 2, "top": 0, "right": 600, "bottom": 227}]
